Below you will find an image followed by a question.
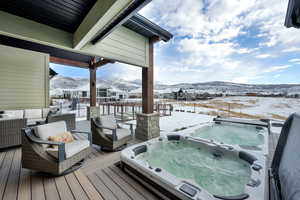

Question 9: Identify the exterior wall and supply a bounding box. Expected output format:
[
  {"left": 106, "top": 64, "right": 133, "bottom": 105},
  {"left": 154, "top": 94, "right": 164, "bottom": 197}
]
[
  {"left": 0, "top": 45, "right": 49, "bottom": 110},
  {"left": 0, "top": 11, "right": 150, "bottom": 67},
  {"left": 82, "top": 26, "right": 149, "bottom": 67}
]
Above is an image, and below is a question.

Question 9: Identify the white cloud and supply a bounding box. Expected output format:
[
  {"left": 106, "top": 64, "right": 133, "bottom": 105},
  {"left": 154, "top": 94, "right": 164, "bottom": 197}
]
[
  {"left": 263, "top": 65, "right": 290, "bottom": 73},
  {"left": 282, "top": 47, "right": 300, "bottom": 53},
  {"left": 100, "top": 63, "right": 141, "bottom": 81},
  {"left": 255, "top": 54, "right": 274, "bottom": 59},
  {"left": 137, "top": 0, "right": 296, "bottom": 84},
  {"left": 289, "top": 58, "right": 300, "bottom": 63}
]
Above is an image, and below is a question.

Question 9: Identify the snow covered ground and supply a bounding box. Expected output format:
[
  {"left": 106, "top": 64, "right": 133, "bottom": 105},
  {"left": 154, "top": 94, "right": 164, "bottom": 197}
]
[
  {"left": 54, "top": 96, "right": 298, "bottom": 122},
  {"left": 171, "top": 96, "right": 300, "bottom": 120},
  {"left": 128, "top": 112, "right": 213, "bottom": 135}
]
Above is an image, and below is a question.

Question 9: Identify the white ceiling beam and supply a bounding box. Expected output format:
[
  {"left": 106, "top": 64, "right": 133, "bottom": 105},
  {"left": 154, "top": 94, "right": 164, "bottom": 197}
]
[{"left": 73, "top": 0, "right": 134, "bottom": 50}]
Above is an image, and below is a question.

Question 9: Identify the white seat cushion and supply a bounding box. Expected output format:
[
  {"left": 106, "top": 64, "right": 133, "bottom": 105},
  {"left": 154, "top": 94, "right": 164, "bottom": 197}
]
[
  {"left": 5, "top": 110, "right": 24, "bottom": 118},
  {"left": 24, "top": 109, "right": 42, "bottom": 119},
  {"left": 35, "top": 121, "right": 67, "bottom": 141},
  {"left": 46, "top": 139, "right": 90, "bottom": 159},
  {"left": 116, "top": 128, "right": 131, "bottom": 140},
  {"left": 100, "top": 115, "right": 117, "bottom": 129},
  {"left": 65, "top": 140, "right": 90, "bottom": 158}
]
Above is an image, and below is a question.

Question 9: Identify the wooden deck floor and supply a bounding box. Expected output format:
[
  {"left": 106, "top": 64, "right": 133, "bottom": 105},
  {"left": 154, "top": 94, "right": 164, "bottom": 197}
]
[{"left": 0, "top": 133, "right": 280, "bottom": 200}]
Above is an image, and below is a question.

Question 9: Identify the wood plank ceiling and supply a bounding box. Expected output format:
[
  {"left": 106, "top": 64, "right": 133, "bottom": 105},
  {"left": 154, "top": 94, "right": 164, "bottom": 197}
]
[{"left": 0, "top": 0, "right": 97, "bottom": 33}]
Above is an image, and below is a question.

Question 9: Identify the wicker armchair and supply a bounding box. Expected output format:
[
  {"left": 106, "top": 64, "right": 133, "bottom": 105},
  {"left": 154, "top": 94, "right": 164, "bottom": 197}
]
[
  {"left": 22, "top": 121, "right": 91, "bottom": 175},
  {"left": 0, "top": 118, "right": 27, "bottom": 149},
  {"left": 46, "top": 113, "right": 76, "bottom": 131},
  {"left": 91, "top": 115, "right": 133, "bottom": 151}
]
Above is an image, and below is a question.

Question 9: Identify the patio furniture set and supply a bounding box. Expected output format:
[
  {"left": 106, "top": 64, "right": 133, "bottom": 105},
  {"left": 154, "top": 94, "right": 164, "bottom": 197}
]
[{"left": 0, "top": 109, "right": 133, "bottom": 176}]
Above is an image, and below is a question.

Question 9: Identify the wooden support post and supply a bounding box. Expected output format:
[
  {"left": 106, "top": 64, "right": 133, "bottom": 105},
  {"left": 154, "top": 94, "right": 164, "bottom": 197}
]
[
  {"left": 114, "top": 105, "right": 116, "bottom": 116},
  {"left": 142, "top": 37, "right": 156, "bottom": 114},
  {"left": 89, "top": 67, "right": 96, "bottom": 107},
  {"left": 121, "top": 105, "right": 124, "bottom": 121},
  {"left": 132, "top": 106, "right": 135, "bottom": 120}
]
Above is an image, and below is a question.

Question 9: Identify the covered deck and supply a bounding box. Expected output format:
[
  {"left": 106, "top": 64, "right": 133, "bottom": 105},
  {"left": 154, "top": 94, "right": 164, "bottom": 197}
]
[{"left": 0, "top": 121, "right": 279, "bottom": 200}]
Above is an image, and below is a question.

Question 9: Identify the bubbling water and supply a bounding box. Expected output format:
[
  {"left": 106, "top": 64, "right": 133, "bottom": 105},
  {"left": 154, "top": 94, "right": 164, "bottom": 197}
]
[
  {"left": 191, "top": 124, "right": 265, "bottom": 147},
  {"left": 139, "top": 142, "right": 251, "bottom": 196}
]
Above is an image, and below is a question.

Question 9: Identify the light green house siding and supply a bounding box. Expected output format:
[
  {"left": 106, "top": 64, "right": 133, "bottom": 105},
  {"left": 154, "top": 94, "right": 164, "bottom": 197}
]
[
  {"left": 0, "top": 45, "right": 49, "bottom": 110},
  {"left": 0, "top": 11, "right": 150, "bottom": 67},
  {"left": 82, "top": 26, "right": 149, "bottom": 67}
]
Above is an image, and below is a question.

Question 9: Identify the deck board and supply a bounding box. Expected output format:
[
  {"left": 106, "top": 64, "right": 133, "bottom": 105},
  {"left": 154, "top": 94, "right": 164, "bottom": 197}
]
[
  {"left": 109, "top": 165, "right": 160, "bottom": 200},
  {"left": 102, "top": 167, "right": 148, "bottom": 200},
  {"left": 87, "top": 172, "right": 118, "bottom": 200},
  {"left": 43, "top": 177, "right": 61, "bottom": 200},
  {"left": 3, "top": 148, "right": 21, "bottom": 200},
  {"left": 95, "top": 170, "right": 132, "bottom": 200},
  {"left": 65, "top": 173, "right": 89, "bottom": 200},
  {"left": 17, "top": 168, "right": 31, "bottom": 200},
  {"left": 74, "top": 170, "right": 104, "bottom": 200},
  {"left": 55, "top": 176, "right": 75, "bottom": 200},
  {"left": 31, "top": 173, "right": 46, "bottom": 200},
  {"left": 0, "top": 150, "right": 15, "bottom": 199}
]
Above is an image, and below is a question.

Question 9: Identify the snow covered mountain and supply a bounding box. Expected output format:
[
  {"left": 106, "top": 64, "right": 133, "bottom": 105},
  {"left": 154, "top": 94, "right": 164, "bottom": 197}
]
[{"left": 50, "top": 75, "right": 300, "bottom": 96}]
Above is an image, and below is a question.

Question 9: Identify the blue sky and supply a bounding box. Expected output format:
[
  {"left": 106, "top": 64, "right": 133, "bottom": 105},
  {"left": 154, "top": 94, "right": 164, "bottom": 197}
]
[{"left": 51, "top": 0, "right": 300, "bottom": 84}]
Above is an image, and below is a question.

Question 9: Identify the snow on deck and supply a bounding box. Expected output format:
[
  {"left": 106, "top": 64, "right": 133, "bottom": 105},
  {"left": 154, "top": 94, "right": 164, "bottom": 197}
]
[{"left": 127, "top": 112, "right": 213, "bottom": 134}]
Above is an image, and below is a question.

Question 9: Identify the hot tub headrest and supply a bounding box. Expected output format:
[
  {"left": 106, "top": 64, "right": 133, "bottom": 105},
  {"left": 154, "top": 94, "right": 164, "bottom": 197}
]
[
  {"left": 132, "top": 145, "right": 147, "bottom": 156},
  {"left": 271, "top": 113, "right": 300, "bottom": 200},
  {"left": 213, "top": 193, "right": 249, "bottom": 200},
  {"left": 239, "top": 151, "right": 257, "bottom": 165},
  {"left": 167, "top": 135, "right": 181, "bottom": 141}
]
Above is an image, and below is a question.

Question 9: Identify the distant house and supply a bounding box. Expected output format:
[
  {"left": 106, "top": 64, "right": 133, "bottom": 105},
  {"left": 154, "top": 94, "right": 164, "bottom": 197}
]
[
  {"left": 173, "top": 88, "right": 196, "bottom": 101},
  {"left": 60, "top": 85, "right": 128, "bottom": 101}
]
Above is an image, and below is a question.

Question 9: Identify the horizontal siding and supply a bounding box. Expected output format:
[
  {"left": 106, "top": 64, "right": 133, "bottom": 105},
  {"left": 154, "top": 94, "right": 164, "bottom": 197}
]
[
  {"left": 0, "top": 45, "right": 49, "bottom": 110},
  {"left": 0, "top": 11, "right": 149, "bottom": 67},
  {"left": 82, "top": 26, "right": 149, "bottom": 67}
]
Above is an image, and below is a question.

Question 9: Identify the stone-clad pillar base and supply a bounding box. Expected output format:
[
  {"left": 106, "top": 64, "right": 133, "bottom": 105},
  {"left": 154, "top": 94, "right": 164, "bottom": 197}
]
[
  {"left": 87, "top": 106, "right": 100, "bottom": 120},
  {"left": 135, "top": 112, "right": 160, "bottom": 141}
]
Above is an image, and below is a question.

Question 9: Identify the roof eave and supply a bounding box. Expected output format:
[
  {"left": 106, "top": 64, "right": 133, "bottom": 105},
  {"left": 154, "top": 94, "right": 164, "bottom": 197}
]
[
  {"left": 91, "top": 0, "right": 152, "bottom": 45},
  {"left": 130, "top": 14, "right": 173, "bottom": 42}
]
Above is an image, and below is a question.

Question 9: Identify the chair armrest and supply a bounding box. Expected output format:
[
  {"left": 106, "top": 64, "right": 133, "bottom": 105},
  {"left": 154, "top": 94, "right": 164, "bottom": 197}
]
[
  {"left": 91, "top": 119, "right": 117, "bottom": 141},
  {"left": 118, "top": 122, "right": 134, "bottom": 135},
  {"left": 92, "top": 119, "right": 116, "bottom": 131},
  {"left": 70, "top": 130, "right": 90, "bottom": 134},
  {"left": 70, "top": 130, "right": 92, "bottom": 144},
  {"left": 23, "top": 128, "right": 66, "bottom": 162}
]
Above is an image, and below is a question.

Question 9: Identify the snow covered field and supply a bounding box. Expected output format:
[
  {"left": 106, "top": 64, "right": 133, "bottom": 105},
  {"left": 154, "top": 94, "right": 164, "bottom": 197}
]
[
  {"left": 53, "top": 96, "right": 298, "bottom": 122},
  {"left": 171, "top": 96, "right": 300, "bottom": 120}
]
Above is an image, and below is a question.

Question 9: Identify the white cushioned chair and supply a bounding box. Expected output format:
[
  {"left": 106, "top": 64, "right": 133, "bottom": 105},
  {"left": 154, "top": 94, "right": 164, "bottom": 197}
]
[
  {"left": 22, "top": 121, "right": 92, "bottom": 175},
  {"left": 91, "top": 115, "right": 133, "bottom": 151}
]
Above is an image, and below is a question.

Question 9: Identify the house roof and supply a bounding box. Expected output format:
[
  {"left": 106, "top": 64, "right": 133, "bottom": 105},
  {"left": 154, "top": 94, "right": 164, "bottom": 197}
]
[
  {"left": 285, "top": 0, "right": 300, "bottom": 28},
  {"left": 124, "top": 14, "right": 173, "bottom": 42}
]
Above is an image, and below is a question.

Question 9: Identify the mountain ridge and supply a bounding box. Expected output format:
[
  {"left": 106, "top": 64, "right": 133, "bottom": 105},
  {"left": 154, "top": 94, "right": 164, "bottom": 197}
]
[{"left": 50, "top": 75, "right": 300, "bottom": 94}]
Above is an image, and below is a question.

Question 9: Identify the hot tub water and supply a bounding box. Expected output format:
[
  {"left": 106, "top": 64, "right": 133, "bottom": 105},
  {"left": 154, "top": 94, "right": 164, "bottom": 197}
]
[{"left": 137, "top": 141, "right": 251, "bottom": 196}]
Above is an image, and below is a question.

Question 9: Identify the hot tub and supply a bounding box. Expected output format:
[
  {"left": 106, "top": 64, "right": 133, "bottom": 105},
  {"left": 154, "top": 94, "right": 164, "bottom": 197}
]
[
  {"left": 121, "top": 135, "right": 266, "bottom": 200},
  {"left": 178, "top": 121, "right": 269, "bottom": 155}
]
